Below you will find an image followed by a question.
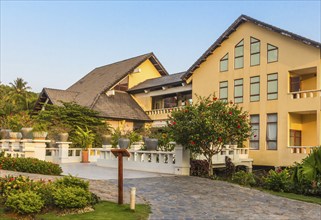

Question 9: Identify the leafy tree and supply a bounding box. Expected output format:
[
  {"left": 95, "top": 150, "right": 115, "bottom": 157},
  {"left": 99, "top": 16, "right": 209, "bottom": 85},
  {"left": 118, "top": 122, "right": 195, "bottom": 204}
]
[
  {"left": 33, "top": 102, "right": 111, "bottom": 147},
  {"left": 167, "top": 95, "right": 251, "bottom": 176}
]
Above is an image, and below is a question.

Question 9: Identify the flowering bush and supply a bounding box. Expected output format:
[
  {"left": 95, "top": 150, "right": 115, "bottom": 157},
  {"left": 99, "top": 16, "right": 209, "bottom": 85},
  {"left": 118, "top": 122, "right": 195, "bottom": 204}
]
[
  {"left": 168, "top": 95, "right": 251, "bottom": 175},
  {"left": 0, "top": 157, "right": 62, "bottom": 175},
  {"left": 263, "top": 169, "right": 292, "bottom": 192}
]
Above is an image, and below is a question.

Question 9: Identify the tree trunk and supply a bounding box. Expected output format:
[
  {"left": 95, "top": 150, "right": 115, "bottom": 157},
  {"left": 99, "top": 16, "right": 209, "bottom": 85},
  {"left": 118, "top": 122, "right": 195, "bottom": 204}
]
[{"left": 208, "top": 158, "right": 213, "bottom": 176}]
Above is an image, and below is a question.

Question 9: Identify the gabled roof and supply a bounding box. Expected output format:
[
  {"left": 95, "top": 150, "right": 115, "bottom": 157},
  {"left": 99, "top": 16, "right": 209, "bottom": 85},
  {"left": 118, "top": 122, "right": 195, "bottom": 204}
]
[
  {"left": 93, "top": 91, "right": 151, "bottom": 121},
  {"left": 128, "top": 72, "right": 186, "bottom": 94},
  {"left": 67, "top": 52, "right": 168, "bottom": 107},
  {"left": 34, "top": 88, "right": 79, "bottom": 111},
  {"left": 182, "top": 14, "right": 321, "bottom": 80}
]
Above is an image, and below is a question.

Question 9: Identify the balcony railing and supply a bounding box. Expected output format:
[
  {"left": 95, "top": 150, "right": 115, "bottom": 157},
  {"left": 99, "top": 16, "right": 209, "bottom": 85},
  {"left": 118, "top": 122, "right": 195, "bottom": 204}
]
[
  {"left": 145, "top": 106, "right": 184, "bottom": 115},
  {"left": 288, "top": 146, "right": 319, "bottom": 154},
  {"left": 289, "top": 89, "right": 321, "bottom": 99}
]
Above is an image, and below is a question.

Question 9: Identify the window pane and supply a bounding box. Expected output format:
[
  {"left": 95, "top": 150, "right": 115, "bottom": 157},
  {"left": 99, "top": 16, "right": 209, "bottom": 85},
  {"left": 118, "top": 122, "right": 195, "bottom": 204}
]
[
  {"left": 268, "top": 44, "right": 276, "bottom": 50},
  {"left": 220, "top": 60, "right": 228, "bottom": 72},
  {"left": 235, "top": 86, "right": 243, "bottom": 96},
  {"left": 250, "top": 141, "right": 259, "bottom": 150},
  {"left": 268, "top": 93, "right": 278, "bottom": 100},
  {"left": 251, "top": 84, "right": 259, "bottom": 95},
  {"left": 251, "top": 95, "right": 259, "bottom": 102},
  {"left": 267, "top": 114, "right": 277, "bottom": 122},
  {"left": 235, "top": 97, "right": 243, "bottom": 103},
  {"left": 251, "top": 76, "right": 260, "bottom": 83},
  {"left": 222, "top": 53, "right": 228, "bottom": 60},
  {"left": 250, "top": 115, "right": 259, "bottom": 123},
  {"left": 267, "top": 124, "right": 277, "bottom": 140},
  {"left": 251, "top": 54, "right": 260, "bottom": 66},
  {"left": 235, "top": 79, "right": 243, "bottom": 85},
  {"left": 220, "top": 81, "right": 228, "bottom": 87},
  {"left": 235, "top": 57, "right": 243, "bottom": 69},
  {"left": 268, "top": 50, "right": 278, "bottom": 62},
  {"left": 220, "top": 88, "right": 228, "bottom": 99},
  {"left": 235, "top": 46, "right": 243, "bottom": 57},
  {"left": 251, "top": 42, "right": 260, "bottom": 53},
  {"left": 267, "top": 141, "right": 277, "bottom": 150},
  {"left": 268, "top": 81, "right": 277, "bottom": 93},
  {"left": 268, "top": 74, "right": 278, "bottom": 80},
  {"left": 237, "top": 40, "right": 244, "bottom": 46}
]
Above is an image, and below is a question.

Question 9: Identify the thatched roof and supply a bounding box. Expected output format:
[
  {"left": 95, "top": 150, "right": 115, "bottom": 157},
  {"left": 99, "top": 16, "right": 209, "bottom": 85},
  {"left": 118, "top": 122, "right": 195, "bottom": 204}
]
[
  {"left": 35, "top": 53, "right": 167, "bottom": 121},
  {"left": 67, "top": 52, "right": 168, "bottom": 108},
  {"left": 182, "top": 14, "right": 321, "bottom": 80}
]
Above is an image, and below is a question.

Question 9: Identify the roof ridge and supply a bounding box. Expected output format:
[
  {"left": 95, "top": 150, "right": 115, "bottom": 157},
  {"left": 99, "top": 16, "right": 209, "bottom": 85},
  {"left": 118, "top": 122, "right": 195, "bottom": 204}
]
[{"left": 182, "top": 14, "right": 321, "bottom": 80}]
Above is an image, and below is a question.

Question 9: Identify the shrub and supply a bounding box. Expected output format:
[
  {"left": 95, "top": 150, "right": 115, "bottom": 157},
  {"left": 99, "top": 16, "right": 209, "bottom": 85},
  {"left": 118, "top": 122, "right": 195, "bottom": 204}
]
[
  {"left": 54, "top": 175, "right": 89, "bottom": 190},
  {"left": 5, "top": 190, "right": 44, "bottom": 214},
  {"left": 263, "top": 169, "right": 292, "bottom": 192},
  {"left": 52, "top": 186, "right": 92, "bottom": 209},
  {"left": 0, "top": 175, "right": 33, "bottom": 197},
  {"left": 190, "top": 160, "right": 209, "bottom": 177},
  {"left": 231, "top": 171, "right": 256, "bottom": 187},
  {"left": 0, "top": 157, "right": 62, "bottom": 175},
  {"left": 34, "top": 181, "right": 55, "bottom": 206}
]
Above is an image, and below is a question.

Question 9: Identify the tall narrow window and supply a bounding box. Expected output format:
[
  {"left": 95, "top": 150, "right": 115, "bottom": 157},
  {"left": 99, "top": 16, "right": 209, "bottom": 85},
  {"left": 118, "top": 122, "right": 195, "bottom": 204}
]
[
  {"left": 267, "top": 44, "right": 278, "bottom": 63},
  {"left": 220, "top": 53, "right": 228, "bottom": 72},
  {"left": 234, "top": 79, "right": 243, "bottom": 103},
  {"left": 290, "top": 76, "right": 300, "bottom": 92},
  {"left": 234, "top": 40, "right": 244, "bottom": 69},
  {"left": 250, "top": 76, "right": 260, "bottom": 102},
  {"left": 267, "top": 73, "right": 278, "bottom": 100},
  {"left": 219, "top": 81, "right": 228, "bottom": 101},
  {"left": 267, "top": 113, "right": 278, "bottom": 150},
  {"left": 250, "top": 115, "right": 260, "bottom": 150},
  {"left": 250, "top": 37, "right": 260, "bottom": 66}
]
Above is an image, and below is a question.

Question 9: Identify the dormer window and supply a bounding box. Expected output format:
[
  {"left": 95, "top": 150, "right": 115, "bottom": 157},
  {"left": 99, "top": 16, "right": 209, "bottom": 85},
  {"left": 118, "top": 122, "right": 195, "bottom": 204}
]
[
  {"left": 113, "top": 76, "right": 128, "bottom": 91},
  {"left": 250, "top": 37, "right": 260, "bottom": 66},
  {"left": 220, "top": 53, "right": 228, "bottom": 72},
  {"left": 267, "top": 44, "right": 278, "bottom": 63},
  {"left": 234, "top": 39, "right": 244, "bottom": 69}
]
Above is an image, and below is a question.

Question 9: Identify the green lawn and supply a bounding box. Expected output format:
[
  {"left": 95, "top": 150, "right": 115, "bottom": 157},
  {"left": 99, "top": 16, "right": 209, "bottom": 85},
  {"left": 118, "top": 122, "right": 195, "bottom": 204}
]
[
  {"left": 259, "top": 189, "right": 321, "bottom": 205},
  {"left": 0, "top": 201, "right": 151, "bottom": 220}
]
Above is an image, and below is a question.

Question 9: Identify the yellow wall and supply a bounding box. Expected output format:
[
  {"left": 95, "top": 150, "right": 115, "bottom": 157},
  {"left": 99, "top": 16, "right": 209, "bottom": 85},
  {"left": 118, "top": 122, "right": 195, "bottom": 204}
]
[
  {"left": 189, "top": 21, "right": 321, "bottom": 166},
  {"left": 301, "top": 75, "right": 317, "bottom": 91},
  {"left": 107, "top": 120, "right": 134, "bottom": 133},
  {"left": 128, "top": 59, "right": 162, "bottom": 89},
  {"left": 302, "top": 114, "right": 317, "bottom": 146}
]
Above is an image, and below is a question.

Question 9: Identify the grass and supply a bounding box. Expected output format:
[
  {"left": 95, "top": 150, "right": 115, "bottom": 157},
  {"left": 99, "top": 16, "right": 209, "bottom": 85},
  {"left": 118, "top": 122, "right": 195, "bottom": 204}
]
[
  {"left": 0, "top": 201, "right": 151, "bottom": 220},
  {"left": 261, "top": 189, "right": 321, "bottom": 205}
]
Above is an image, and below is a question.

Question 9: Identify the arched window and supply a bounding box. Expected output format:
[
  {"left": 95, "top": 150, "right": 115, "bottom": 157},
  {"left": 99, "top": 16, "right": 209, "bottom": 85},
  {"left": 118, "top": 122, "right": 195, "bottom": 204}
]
[{"left": 220, "top": 53, "right": 228, "bottom": 72}]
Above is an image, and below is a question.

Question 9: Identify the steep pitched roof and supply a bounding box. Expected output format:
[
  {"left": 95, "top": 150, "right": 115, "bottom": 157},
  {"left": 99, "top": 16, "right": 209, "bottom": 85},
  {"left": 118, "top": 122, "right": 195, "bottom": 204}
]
[
  {"left": 93, "top": 91, "right": 151, "bottom": 121},
  {"left": 182, "top": 14, "right": 321, "bottom": 80},
  {"left": 128, "top": 72, "right": 186, "bottom": 93},
  {"left": 34, "top": 88, "right": 79, "bottom": 111},
  {"left": 67, "top": 52, "right": 168, "bottom": 107}
]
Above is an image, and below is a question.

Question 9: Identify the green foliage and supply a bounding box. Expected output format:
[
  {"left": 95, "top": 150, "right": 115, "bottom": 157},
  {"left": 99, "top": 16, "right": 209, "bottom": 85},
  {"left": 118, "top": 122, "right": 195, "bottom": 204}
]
[
  {"left": 52, "top": 186, "right": 92, "bottom": 209},
  {"left": 33, "top": 102, "right": 110, "bottom": 147},
  {"left": 150, "top": 127, "right": 175, "bottom": 151},
  {"left": 5, "top": 190, "right": 44, "bottom": 214},
  {"left": 263, "top": 169, "right": 292, "bottom": 192},
  {"left": 0, "top": 175, "right": 33, "bottom": 197},
  {"left": 74, "top": 126, "right": 95, "bottom": 149},
  {"left": 300, "top": 147, "right": 321, "bottom": 182},
  {"left": 167, "top": 94, "right": 251, "bottom": 175},
  {"left": 231, "top": 171, "right": 256, "bottom": 186},
  {"left": 111, "top": 128, "right": 122, "bottom": 147},
  {"left": 0, "top": 112, "right": 33, "bottom": 131},
  {"left": 0, "top": 79, "right": 38, "bottom": 117},
  {"left": 0, "top": 157, "right": 62, "bottom": 175},
  {"left": 125, "top": 130, "right": 142, "bottom": 145},
  {"left": 54, "top": 175, "right": 89, "bottom": 191}
]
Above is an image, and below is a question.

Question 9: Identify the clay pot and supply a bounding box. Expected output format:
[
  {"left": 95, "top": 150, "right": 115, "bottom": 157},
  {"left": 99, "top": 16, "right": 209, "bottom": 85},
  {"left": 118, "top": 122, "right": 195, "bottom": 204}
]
[
  {"left": 102, "top": 134, "right": 112, "bottom": 145},
  {"left": 57, "top": 133, "right": 69, "bottom": 142},
  {"left": 32, "top": 131, "right": 48, "bottom": 140},
  {"left": 21, "top": 128, "right": 33, "bottom": 139},
  {"left": 145, "top": 138, "right": 158, "bottom": 151},
  {"left": 82, "top": 150, "right": 89, "bottom": 163},
  {"left": 118, "top": 138, "right": 130, "bottom": 149},
  {"left": 0, "top": 129, "right": 11, "bottom": 139}
]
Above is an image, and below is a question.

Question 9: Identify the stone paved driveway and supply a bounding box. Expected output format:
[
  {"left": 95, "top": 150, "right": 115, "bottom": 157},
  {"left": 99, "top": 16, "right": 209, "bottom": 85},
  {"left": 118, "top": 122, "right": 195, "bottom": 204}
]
[{"left": 111, "top": 176, "right": 321, "bottom": 220}]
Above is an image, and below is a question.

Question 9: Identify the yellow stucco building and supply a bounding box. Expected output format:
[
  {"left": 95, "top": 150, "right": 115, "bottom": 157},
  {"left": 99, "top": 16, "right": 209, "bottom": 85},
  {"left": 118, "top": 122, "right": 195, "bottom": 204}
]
[{"left": 182, "top": 15, "right": 321, "bottom": 167}]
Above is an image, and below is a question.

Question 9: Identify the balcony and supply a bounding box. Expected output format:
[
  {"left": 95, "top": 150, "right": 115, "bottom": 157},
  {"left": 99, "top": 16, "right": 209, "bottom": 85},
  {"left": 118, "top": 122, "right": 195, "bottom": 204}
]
[
  {"left": 289, "top": 89, "right": 321, "bottom": 99},
  {"left": 146, "top": 107, "right": 184, "bottom": 121}
]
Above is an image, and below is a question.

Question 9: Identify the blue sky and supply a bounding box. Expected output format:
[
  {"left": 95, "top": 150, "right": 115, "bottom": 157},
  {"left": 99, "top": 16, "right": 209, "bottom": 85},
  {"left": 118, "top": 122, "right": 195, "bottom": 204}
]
[{"left": 1, "top": 1, "right": 320, "bottom": 92}]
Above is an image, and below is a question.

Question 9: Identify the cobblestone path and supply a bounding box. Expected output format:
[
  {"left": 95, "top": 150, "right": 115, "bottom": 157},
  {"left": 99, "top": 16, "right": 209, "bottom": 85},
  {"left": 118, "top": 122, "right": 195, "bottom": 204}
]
[{"left": 1, "top": 170, "right": 320, "bottom": 220}]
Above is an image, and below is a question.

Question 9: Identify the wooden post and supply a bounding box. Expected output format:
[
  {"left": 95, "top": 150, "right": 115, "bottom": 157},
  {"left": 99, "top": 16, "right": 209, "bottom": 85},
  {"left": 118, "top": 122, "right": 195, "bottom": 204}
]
[
  {"left": 111, "top": 149, "right": 130, "bottom": 205},
  {"left": 118, "top": 153, "right": 123, "bottom": 204}
]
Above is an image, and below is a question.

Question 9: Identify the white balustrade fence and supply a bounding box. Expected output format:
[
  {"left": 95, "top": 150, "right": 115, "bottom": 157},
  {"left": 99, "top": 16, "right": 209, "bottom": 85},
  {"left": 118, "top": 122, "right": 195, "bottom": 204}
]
[
  {"left": 288, "top": 146, "right": 318, "bottom": 154},
  {"left": 97, "top": 145, "right": 190, "bottom": 175}
]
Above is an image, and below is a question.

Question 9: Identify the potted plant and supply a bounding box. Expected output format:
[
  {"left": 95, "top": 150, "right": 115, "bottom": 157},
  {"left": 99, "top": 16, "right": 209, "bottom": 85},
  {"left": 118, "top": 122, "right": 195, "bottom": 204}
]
[
  {"left": 98, "top": 123, "right": 113, "bottom": 145},
  {"left": 32, "top": 121, "right": 49, "bottom": 140},
  {"left": 6, "top": 115, "right": 23, "bottom": 140},
  {"left": 118, "top": 137, "right": 130, "bottom": 149},
  {"left": 50, "top": 121, "right": 71, "bottom": 142},
  {"left": 74, "top": 126, "right": 95, "bottom": 163},
  {"left": 144, "top": 138, "right": 158, "bottom": 151}
]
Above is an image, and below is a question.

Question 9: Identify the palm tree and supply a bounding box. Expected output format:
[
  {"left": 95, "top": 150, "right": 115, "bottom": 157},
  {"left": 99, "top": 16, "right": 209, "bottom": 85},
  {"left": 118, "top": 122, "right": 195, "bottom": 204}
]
[
  {"left": 9, "top": 77, "right": 31, "bottom": 94},
  {"left": 9, "top": 78, "right": 33, "bottom": 111}
]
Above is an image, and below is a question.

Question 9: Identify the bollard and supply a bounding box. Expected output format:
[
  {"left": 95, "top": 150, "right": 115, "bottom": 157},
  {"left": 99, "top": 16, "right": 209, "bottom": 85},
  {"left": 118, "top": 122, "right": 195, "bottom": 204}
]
[{"left": 130, "top": 187, "right": 136, "bottom": 210}]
